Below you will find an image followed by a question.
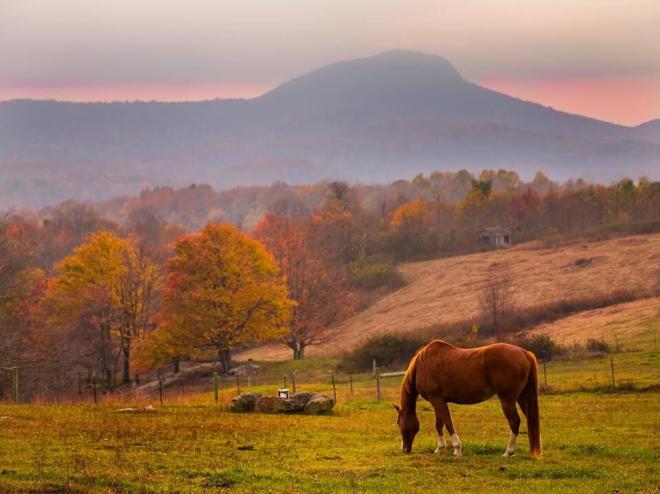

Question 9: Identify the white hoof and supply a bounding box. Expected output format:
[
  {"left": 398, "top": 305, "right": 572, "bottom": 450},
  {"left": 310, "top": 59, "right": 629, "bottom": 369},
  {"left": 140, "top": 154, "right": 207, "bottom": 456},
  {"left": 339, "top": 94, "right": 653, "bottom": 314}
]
[
  {"left": 502, "top": 451, "right": 515, "bottom": 457},
  {"left": 451, "top": 433, "right": 462, "bottom": 457}
]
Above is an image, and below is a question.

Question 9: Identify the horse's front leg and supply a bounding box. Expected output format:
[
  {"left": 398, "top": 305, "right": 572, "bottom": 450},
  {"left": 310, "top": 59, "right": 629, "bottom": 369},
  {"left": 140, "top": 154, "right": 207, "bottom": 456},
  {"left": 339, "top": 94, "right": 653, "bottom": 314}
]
[
  {"left": 434, "top": 414, "right": 446, "bottom": 453},
  {"left": 431, "top": 398, "right": 461, "bottom": 456}
]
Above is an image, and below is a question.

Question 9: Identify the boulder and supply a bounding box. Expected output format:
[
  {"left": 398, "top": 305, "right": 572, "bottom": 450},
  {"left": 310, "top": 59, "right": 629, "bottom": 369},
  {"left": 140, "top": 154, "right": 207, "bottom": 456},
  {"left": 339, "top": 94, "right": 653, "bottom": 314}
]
[
  {"left": 230, "top": 392, "right": 262, "bottom": 413},
  {"left": 254, "top": 395, "right": 294, "bottom": 414},
  {"left": 288, "top": 392, "right": 316, "bottom": 411},
  {"left": 304, "top": 395, "right": 335, "bottom": 415},
  {"left": 229, "top": 391, "right": 335, "bottom": 414}
]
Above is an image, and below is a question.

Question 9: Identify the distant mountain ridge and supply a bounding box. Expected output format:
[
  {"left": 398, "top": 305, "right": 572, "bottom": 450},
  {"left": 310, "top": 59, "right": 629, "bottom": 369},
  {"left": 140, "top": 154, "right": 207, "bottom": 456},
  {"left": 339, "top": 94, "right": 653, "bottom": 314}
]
[{"left": 1, "top": 50, "right": 658, "bottom": 208}]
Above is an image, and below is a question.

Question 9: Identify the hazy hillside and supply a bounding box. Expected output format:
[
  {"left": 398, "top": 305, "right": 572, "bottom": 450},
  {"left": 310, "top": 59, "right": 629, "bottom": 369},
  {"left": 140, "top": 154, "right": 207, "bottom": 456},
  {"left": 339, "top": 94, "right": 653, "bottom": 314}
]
[
  {"left": 528, "top": 296, "right": 659, "bottom": 349},
  {"left": 2, "top": 50, "right": 659, "bottom": 208},
  {"left": 238, "top": 233, "right": 660, "bottom": 360}
]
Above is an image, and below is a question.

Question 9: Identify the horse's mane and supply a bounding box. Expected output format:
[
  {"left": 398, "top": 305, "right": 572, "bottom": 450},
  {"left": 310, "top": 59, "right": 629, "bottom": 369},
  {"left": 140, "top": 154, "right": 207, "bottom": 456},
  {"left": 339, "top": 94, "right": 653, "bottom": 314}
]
[{"left": 401, "top": 340, "right": 453, "bottom": 413}]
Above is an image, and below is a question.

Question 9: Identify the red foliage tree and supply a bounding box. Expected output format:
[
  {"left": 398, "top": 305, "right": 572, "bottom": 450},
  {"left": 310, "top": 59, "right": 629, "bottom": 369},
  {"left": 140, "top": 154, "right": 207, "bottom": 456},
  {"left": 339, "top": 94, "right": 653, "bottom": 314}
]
[{"left": 254, "top": 212, "right": 353, "bottom": 359}]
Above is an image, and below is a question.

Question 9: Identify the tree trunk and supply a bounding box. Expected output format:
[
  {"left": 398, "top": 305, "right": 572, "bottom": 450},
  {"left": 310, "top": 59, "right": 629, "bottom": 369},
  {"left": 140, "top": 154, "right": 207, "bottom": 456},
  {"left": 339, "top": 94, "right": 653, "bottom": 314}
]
[
  {"left": 173, "top": 356, "right": 180, "bottom": 374},
  {"left": 219, "top": 349, "right": 231, "bottom": 373},
  {"left": 105, "top": 368, "right": 112, "bottom": 390},
  {"left": 292, "top": 342, "right": 305, "bottom": 360},
  {"left": 122, "top": 343, "right": 131, "bottom": 384}
]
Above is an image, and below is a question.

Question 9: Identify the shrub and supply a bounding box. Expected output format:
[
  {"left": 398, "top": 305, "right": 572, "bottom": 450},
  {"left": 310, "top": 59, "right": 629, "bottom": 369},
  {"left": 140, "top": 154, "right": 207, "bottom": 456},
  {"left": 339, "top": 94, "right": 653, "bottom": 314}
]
[
  {"left": 340, "top": 334, "right": 426, "bottom": 372},
  {"left": 585, "top": 338, "right": 611, "bottom": 354},
  {"left": 349, "top": 257, "right": 405, "bottom": 290},
  {"left": 513, "top": 334, "right": 563, "bottom": 361}
]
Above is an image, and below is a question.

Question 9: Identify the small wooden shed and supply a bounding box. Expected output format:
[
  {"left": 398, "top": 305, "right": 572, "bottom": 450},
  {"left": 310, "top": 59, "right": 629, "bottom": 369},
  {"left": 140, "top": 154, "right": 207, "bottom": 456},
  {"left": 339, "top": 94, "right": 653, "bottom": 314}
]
[{"left": 478, "top": 226, "right": 512, "bottom": 249}]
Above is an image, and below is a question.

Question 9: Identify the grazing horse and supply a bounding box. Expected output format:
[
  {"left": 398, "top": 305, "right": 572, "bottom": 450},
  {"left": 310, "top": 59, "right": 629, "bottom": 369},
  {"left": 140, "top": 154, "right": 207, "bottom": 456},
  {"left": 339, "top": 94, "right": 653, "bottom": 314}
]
[{"left": 394, "top": 340, "right": 541, "bottom": 458}]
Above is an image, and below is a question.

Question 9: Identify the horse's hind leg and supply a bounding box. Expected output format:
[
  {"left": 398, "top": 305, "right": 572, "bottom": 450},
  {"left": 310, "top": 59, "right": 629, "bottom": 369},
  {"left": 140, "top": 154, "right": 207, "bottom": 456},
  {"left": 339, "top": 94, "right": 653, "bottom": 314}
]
[
  {"left": 499, "top": 397, "right": 521, "bottom": 457},
  {"left": 431, "top": 398, "right": 461, "bottom": 456},
  {"left": 433, "top": 413, "right": 446, "bottom": 453}
]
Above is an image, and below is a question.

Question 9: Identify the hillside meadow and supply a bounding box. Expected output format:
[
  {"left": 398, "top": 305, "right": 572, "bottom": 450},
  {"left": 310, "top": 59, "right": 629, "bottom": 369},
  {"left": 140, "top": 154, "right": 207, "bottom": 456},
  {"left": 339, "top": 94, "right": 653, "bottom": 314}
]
[{"left": 238, "top": 234, "right": 660, "bottom": 360}]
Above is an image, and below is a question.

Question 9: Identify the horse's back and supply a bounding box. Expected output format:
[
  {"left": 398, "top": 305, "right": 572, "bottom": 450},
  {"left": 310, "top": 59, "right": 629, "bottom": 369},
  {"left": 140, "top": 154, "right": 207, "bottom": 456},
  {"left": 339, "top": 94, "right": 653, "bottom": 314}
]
[
  {"left": 416, "top": 341, "right": 533, "bottom": 403},
  {"left": 481, "top": 343, "right": 533, "bottom": 397}
]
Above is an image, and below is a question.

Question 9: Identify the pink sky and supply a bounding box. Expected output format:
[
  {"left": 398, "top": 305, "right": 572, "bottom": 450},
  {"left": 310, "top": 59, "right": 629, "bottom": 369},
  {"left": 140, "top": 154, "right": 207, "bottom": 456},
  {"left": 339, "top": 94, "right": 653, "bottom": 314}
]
[
  {"left": 1, "top": 1, "right": 658, "bottom": 126},
  {"left": 479, "top": 75, "right": 660, "bottom": 126},
  {"left": 3, "top": 76, "right": 657, "bottom": 127}
]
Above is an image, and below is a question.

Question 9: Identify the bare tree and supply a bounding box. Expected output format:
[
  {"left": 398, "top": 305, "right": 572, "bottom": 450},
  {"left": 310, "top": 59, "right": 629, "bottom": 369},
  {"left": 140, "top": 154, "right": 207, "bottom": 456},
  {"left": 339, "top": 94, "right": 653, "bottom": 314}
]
[{"left": 479, "top": 266, "right": 516, "bottom": 341}]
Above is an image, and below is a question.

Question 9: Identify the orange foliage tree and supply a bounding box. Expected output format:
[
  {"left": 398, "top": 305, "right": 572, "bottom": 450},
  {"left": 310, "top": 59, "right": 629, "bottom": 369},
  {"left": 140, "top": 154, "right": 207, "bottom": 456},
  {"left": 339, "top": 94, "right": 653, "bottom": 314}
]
[
  {"left": 254, "top": 212, "right": 353, "bottom": 359},
  {"left": 136, "top": 223, "right": 292, "bottom": 372}
]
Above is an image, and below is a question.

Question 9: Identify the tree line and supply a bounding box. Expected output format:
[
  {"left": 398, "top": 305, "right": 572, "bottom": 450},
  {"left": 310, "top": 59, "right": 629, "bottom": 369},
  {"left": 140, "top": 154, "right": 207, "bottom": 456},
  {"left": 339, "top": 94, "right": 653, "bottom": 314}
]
[{"left": 1, "top": 169, "right": 659, "bottom": 399}]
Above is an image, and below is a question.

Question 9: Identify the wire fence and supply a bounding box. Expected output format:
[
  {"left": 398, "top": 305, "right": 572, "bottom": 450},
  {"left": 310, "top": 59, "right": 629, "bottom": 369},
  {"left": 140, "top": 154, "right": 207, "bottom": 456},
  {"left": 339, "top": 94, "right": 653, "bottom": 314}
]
[{"left": 1, "top": 345, "right": 658, "bottom": 405}]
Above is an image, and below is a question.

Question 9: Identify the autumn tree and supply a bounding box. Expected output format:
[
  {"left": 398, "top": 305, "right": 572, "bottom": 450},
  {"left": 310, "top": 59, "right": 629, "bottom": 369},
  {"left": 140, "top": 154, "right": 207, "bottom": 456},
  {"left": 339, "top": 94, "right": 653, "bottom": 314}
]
[
  {"left": 150, "top": 223, "right": 292, "bottom": 372},
  {"left": 479, "top": 266, "right": 516, "bottom": 341},
  {"left": 46, "top": 232, "right": 161, "bottom": 387},
  {"left": 0, "top": 215, "right": 35, "bottom": 305},
  {"left": 388, "top": 199, "right": 439, "bottom": 260},
  {"left": 0, "top": 215, "right": 39, "bottom": 378},
  {"left": 254, "top": 213, "right": 352, "bottom": 359},
  {"left": 39, "top": 202, "right": 118, "bottom": 272},
  {"left": 116, "top": 246, "right": 162, "bottom": 382}
]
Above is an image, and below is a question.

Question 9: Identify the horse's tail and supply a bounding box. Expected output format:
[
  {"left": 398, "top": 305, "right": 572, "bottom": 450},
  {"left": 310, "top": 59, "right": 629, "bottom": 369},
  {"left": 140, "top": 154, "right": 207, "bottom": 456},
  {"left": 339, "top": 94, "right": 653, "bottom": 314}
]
[{"left": 522, "top": 351, "right": 542, "bottom": 458}]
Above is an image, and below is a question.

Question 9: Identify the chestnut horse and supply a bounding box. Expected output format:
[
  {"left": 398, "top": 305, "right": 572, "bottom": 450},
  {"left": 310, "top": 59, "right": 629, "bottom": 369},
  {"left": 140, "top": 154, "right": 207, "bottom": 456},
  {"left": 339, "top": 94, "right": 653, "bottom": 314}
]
[{"left": 394, "top": 340, "right": 541, "bottom": 458}]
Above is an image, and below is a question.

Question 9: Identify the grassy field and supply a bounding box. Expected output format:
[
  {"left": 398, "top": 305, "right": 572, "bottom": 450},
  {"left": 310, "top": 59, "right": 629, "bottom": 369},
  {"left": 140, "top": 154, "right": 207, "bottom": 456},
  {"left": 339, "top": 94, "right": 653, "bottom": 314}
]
[{"left": 0, "top": 392, "right": 658, "bottom": 493}]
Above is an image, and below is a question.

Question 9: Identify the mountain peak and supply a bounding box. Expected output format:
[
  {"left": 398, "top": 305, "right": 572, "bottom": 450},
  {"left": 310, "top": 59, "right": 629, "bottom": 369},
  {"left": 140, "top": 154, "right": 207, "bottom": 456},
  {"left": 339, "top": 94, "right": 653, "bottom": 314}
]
[{"left": 258, "top": 50, "right": 463, "bottom": 107}]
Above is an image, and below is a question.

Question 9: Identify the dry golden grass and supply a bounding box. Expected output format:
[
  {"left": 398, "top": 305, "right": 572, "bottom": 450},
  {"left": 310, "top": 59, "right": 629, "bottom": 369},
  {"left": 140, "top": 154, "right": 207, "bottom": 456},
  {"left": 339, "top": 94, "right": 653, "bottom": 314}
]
[
  {"left": 528, "top": 296, "right": 659, "bottom": 349},
  {"left": 239, "top": 234, "right": 660, "bottom": 360}
]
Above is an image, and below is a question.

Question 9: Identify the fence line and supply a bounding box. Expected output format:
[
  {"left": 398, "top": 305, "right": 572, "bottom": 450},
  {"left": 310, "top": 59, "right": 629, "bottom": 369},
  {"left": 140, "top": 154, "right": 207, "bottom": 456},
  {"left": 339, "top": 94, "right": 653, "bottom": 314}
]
[{"left": 1, "top": 346, "right": 657, "bottom": 405}]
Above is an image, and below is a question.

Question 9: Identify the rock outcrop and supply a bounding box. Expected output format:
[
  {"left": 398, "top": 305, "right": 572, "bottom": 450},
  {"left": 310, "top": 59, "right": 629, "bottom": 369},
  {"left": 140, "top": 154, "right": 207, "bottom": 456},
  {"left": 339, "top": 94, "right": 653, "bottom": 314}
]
[{"left": 230, "top": 392, "right": 335, "bottom": 414}]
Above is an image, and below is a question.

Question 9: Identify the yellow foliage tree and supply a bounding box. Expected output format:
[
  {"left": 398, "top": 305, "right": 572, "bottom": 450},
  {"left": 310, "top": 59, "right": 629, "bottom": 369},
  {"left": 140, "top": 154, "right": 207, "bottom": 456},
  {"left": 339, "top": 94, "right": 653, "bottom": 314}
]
[
  {"left": 137, "top": 223, "right": 293, "bottom": 373},
  {"left": 46, "top": 231, "right": 161, "bottom": 387},
  {"left": 389, "top": 199, "right": 439, "bottom": 260}
]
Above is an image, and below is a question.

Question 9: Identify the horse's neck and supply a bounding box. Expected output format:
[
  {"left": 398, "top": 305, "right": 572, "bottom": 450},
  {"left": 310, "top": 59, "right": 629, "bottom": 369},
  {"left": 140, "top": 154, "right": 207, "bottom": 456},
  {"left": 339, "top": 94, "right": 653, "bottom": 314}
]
[
  {"left": 402, "top": 388, "right": 418, "bottom": 415},
  {"left": 401, "top": 367, "right": 419, "bottom": 415}
]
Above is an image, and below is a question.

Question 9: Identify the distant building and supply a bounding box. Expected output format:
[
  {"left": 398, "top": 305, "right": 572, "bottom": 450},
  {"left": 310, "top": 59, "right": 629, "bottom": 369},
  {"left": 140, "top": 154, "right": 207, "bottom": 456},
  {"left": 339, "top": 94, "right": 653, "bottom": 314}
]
[{"left": 478, "top": 227, "right": 512, "bottom": 249}]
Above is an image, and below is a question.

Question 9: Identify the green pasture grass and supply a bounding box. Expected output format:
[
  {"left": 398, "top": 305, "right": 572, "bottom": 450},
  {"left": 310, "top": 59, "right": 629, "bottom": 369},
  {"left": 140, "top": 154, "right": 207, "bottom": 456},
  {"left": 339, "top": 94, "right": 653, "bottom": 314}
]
[
  {"left": 540, "top": 350, "right": 659, "bottom": 392},
  {"left": 1, "top": 392, "right": 658, "bottom": 493}
]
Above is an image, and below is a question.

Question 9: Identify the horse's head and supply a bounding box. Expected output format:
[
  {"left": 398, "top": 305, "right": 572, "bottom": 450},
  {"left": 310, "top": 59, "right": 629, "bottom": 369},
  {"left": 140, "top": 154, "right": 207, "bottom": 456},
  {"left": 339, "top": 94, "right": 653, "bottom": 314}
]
[{"left": 393, "top": 404, "right": 419, "bottom": 453}]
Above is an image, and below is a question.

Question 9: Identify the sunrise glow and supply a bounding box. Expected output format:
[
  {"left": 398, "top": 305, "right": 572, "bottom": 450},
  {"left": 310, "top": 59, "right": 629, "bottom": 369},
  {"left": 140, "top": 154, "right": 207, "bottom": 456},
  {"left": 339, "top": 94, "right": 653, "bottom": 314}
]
[{"left": 479, "top": 75, "right": 660, "bottom": 126}]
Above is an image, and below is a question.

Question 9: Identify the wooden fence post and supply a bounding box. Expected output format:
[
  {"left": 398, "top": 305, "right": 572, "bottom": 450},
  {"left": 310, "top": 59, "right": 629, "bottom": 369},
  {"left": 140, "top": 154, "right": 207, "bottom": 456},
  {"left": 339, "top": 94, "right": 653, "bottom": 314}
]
[
  {"left": 372, "top": 359, "right": 377, "bottom": 376},
  {"left": 11, "top": 366, "right": 18, "bottom": 404},
  {"left": 213, "top": 372, "right": 219, "bottom": 405},
  {"left": 331, "top": 373, "right": 337, "bottom": 403},
  {"left": 376, "top": 369, "right": 381, "bottom": 402},
  {"left": 158, "top": 376, "right": 164, "bottom": 405},
  {"left": 543, "top": 361, "right": 548, "bottom": 387},
  {"left": 348, "top": 374, "right": 353, "bottom": 398},
  {"left": 292, "top": 371, "right": 296, "bottom": 394},
  {"left": 283, "top": 375, "right": 287, "bottom": 389},
  {"left": 610, "top": 355, "right": 616, "bottom": 390},
  {"left": 92, "top": 372, "right": 98, "bottom": 404}
]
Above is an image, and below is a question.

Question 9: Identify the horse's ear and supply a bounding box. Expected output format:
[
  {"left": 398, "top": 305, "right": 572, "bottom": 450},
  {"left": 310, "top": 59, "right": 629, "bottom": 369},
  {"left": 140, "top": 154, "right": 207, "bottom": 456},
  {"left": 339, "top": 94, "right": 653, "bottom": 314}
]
[{"left": 393, "top": 404, "right": 400, "bottom": 413}]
